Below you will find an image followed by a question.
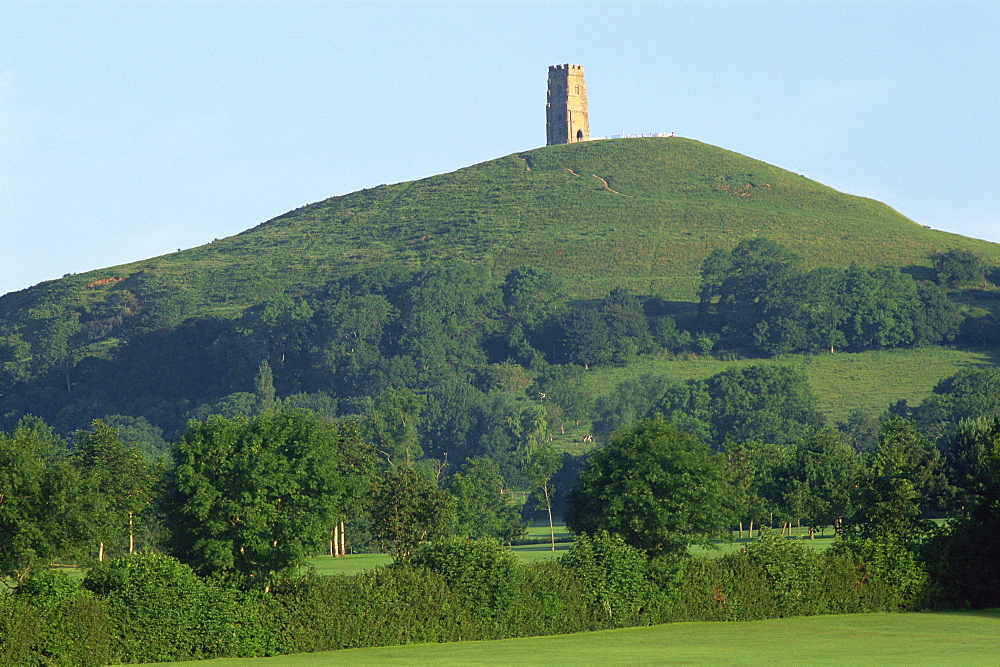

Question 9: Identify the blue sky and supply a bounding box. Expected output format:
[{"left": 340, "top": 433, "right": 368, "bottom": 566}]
[{"left": 2, "top": 1, "right": 998, "bottom": 297}]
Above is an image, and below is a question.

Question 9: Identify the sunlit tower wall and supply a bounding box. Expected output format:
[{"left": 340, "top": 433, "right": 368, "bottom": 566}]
[{"left": 546, "top": 64, "right": 590, "bottom": 146}]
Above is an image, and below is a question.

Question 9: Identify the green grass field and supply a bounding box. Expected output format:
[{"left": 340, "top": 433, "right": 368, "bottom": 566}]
[
  {"left": 158, "top": 609, "right": 1000, "bottom": 665},
  {"left": 305, "top": 523, "right": 835, "bottom": 576},
  {"left": 543, "top": 346, "right": 996, "bottom": 455}
]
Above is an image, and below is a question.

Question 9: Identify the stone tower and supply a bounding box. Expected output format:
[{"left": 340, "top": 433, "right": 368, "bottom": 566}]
[{"left": 546, "top": 64, "right": 589, "bottom": 146}]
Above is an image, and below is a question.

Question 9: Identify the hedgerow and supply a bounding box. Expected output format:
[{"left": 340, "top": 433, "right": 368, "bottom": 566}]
[{"left": 2, "top": 538, "right": 929, "bottom": 663}]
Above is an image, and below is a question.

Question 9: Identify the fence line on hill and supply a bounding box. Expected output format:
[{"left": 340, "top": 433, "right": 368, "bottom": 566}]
[{"left": 590, "top": 132, "right": 675, "bottom": 140}]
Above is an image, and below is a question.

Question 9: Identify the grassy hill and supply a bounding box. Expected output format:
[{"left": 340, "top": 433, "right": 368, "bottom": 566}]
[
  {"left": 2, "top": 137, "right": 998, "bottom": 437},
  {"left": 7, "top": 137, "right": 998, "bottom": 316}
]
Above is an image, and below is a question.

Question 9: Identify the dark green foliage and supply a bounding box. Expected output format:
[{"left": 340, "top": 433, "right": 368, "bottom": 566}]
[
  {"left": 409, "top": 539, "right": 520, "bottom": 623},
  {"left": 1, "top": 572, "right": 115, "bottom": 666},
  {"left": 559, "top": 531, "right": 657, "bottom": 625},
  {"left": 697, "top": 239, "right": 959, "bottom": 356},
  {"left": 944, "top": 416, "right": 1000, "bottom": 521},
  {"left": 553, "top": 288, "right": 652, "bottom": 367},
  {"left": 921, "top": 416, "right": 1000, "bottom": 608},
  {"left": 82, "top": 552, "right": 280, "bottom": 662},
  {"left": 500, "top": 266, "right": 563, "bottom": 330},
  {"left": 0, "top": 417, "right": 92, "bottom": 584},
  {"left": 591, "top": 373, "right": 673, "bottom": 442},
  {"left": 370, "top": 468, "right": 456, "bottom": 560},
  {"left": 851, "top": 417, "right": 950, "bottom": 536},
  {"left": 652, "top": 364, "right": 825, "bottom": 447},
  {"left": 364, "top": 387, "right": 426, "bottom": 468},
  {"left": 904, "top": 367, "right": 1000, "bottom": 443},
  {"left": 913, "top": 281, "right": 963, "bottom": 345},
  {"left": 162, "top": 410, "right": 375, "bottom": 588},
  {"left": 71, "top": 419, "right": 162, "bottom": 559},
  {"left": 724, "top": 439, "right": 789, "bottom": 531},
  {"left": 772, "top": 428, "right": 860, "bottom": 533},
  {"left": 700, "top": 238, "right": 802, "bottom": 349},
  {"left": 931, "top": 248, "right": 989, "bottom": 288},
  {"left": 447, "top": 457, "right": 523, "bottom": 541},
  {"left": 566, "top": 418, "right": 739, "bottom": 556},
  {"left": 837, "top": 408, "right": 884, "bottom": 453}
]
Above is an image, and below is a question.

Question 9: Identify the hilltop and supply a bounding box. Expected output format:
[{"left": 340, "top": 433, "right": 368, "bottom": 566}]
[
  {"left": 7, "top": 138, "right": 997, "bottom": 315},
  {"left": 1, "top": 137, "right": 998, "bottom": 438}
]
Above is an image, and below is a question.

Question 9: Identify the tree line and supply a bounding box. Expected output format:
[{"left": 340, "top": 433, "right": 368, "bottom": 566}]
[{"left": 1, "top": 241, "right": 996, "bottom": 447}]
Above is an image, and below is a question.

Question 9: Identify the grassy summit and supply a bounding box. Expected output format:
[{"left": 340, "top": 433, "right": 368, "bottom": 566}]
[{"left": 13, "top": 137, "right": 996, "bottom": 319}]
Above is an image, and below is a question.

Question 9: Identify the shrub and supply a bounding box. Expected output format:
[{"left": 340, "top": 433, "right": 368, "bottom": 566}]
[
  {"left": 509, "top": 561, "right": 602, "bottom": 636},
  {"left": 743, "top": 528, "right": 822, "bottom": 616},
  {"left": 2, "top": 570, "right": 116, "bottom": 666},
  {"left": 830, "top": 535, "right": 930, "bottom": 610},
  {"left": 83, "top": 551, "right": 280, "bottom": 662},
  {"left": 409, "top": 539, "right": 519, "bottom": 624},
  {"left": 560, "top": 531, "right": 653, "bottom": 626},
  {"left": 276, "top": 566, "right": 470, "bottom": 652}
]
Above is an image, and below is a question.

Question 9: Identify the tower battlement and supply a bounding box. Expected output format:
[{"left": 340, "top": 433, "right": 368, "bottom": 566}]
[{"left": 546, "top": 63, "right": 589, "bottom": 145}]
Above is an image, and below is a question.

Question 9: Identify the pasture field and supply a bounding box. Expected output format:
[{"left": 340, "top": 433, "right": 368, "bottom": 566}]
[
  {"left": 159, "top": 609, "right": 1000, "bottom": 665},
  {"left": 545, "top": 346, "right": 996, "bottom": 455},
  {"left": 579, "top": 346, "right": 994, "bottom": 424}
]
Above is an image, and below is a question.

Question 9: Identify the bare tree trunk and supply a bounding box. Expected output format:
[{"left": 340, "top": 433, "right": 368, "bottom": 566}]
[
  {"left": 330, "top": 523, "right": 337, "bottom": 557},
  {"left": 543, "top": 485, "right": 555, "bottom": 551},
  {"left": 99, "top": 542, "right": 105, "bottom": 562},
  {"left": 738, "top": 521, "right": 744, "bottom": 540},
  {"left": 339, "top": 521, "right": 346, "bottom": 556},
  {"left": 748, "top": 518, "right": 754, "bottom": 540},
  {"left": 128, "top": 512, "right": 135, "bottom": 554}
]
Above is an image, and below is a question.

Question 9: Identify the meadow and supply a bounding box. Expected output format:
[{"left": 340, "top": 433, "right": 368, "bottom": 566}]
[
  {"left": 546, "top": 346, "right": 995, "bottom": 454},
  {"left": 158, "top": 609, "right": 1000, "bottom": 665}
]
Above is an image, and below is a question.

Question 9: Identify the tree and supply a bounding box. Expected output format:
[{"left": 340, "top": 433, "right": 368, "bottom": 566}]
[
  {"left": 851, "top": 417, "right": 949, "bottom": 537},
  {"left": 906, "top": 367, "right": 1000, "bottom": 443},
  {"left": 0, "top": 417, "right": 91, "bottom": 584},
  {"left": 774, "top": 428, "right": 859, "bottom": 537},
  {"left": 254, "top": 360, "right": 277, "bottom": 412},
  {"left": 500, "top": 266, "right": 562, "bottom": 330},
  {"left": 447, "top": 457, "right": 522, "bottom": 542},
  {"left": 565, "top": 417, "right": 739, "bottom": 557},
  {"left": 591, "top": 374, "right": 675, "bottom": 442},
  {"left": 699, "top": 238, "right": 801, "bottom": 348},
  {"left": 370, "top": 468, "right": 455, "bottom": 560},
  {"left": 161, "top": 410, "right": 375, "bottom": 589},
  {"left": 557, "top": 307, "right": 613, "bottom": 367},
  {"left": 930, "top": 248, "right": 989, "bottom": 288},
  {"left": 524, "top": 441, "right": 561, "bottom": 550},
  {"left": 921, "top": 416, "right": 1000, "bottom": 607},
  {"left": 946, "top": 416, "right": 1000, "bottom": 519},
  {"left": 651, "top": 365, "right": 825, "bottom": 448},
  {"left": 839, "top": 266, "right": 919, "bottom": 350},
  {"left": 724, "top": 439, "right": 789, "bottom": 538},
  {"left": 364, "top": 387, "right": 426, "bottom": 468},
  {"left": 72, "top": 419, "right": 162, "bottom": 560},
  {"left": 600, "top": 288, "right": 652, "bottom": 361}
]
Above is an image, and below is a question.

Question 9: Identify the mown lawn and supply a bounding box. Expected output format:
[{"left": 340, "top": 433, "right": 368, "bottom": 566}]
[
  {"left": 305, "top": 524, "right": 835, "bottom": 576},
  {"left": 159, "top": 609, "right": 1000, "bottom": 665}
]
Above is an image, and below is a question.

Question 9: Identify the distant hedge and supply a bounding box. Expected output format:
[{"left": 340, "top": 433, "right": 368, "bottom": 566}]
[{"left": 1, "top": 536, "right": 925, "bottom": 664}]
